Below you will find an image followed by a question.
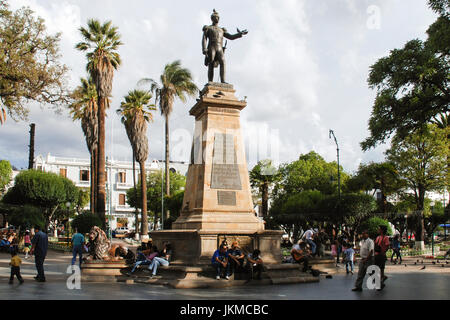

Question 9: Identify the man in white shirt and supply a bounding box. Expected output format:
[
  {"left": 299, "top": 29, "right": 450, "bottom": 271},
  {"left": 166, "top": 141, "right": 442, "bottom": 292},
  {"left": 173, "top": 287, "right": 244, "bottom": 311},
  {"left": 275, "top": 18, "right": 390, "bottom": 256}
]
[
  {"left": 302, "top": 228, "right": 316, "bottom": 256},
  {"left": 352, "top": 230, "right": 374, "bottom": 291}
]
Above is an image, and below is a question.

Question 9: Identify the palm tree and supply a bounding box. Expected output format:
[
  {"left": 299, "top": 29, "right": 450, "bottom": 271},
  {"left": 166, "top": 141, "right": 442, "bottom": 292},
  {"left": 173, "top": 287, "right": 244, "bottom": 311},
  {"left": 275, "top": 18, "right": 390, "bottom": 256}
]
[
  {"left": 76, "top": 19, "right": 122, "bottom": 228},
  {"left": 139, "top": 60, "right": 197, "bottom": 226},
  {"left": 68, "top": 77, "right": 98, "bottom": 214},
  {"left": 249, "top": 159, "right": 280, "bottom": 217},
  {"left": 117, "top": 90, "right": 155, "bottom": 236}
]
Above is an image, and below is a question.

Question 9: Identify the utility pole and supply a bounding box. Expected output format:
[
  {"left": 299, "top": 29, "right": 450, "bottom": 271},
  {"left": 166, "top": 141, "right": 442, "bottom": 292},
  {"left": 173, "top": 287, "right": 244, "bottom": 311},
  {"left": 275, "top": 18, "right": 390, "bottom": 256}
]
[{"left": 28, "top": 123, "right": 35, "bottom": 169}]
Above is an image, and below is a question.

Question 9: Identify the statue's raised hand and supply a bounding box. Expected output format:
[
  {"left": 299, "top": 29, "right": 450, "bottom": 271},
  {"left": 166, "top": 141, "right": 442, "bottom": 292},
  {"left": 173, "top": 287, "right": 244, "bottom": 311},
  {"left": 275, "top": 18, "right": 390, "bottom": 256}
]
[{"left": 236, "top": 28, "right": 248, "bottom": 36}]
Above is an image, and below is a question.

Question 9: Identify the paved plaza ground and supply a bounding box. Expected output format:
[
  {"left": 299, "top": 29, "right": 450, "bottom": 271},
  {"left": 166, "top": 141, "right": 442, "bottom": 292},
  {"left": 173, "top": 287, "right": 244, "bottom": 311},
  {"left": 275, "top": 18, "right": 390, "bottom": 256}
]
[{"left": 0, "top": 248, "right": 449, "bottom": 300}]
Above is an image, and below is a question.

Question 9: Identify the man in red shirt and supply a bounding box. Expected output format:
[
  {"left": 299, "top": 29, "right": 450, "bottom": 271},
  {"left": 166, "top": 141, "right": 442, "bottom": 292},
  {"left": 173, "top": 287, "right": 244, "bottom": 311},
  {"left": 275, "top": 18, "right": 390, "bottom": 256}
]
[{"left": 374, "top": 225, "right": 390, "bottom": 290}]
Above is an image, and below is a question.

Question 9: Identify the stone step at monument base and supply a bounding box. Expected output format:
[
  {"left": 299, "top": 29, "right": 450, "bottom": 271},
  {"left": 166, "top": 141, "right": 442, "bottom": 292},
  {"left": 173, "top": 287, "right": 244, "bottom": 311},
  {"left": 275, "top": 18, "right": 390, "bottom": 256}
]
[{"left": 82, "top": 263, "right": 320, "bottom": 288}]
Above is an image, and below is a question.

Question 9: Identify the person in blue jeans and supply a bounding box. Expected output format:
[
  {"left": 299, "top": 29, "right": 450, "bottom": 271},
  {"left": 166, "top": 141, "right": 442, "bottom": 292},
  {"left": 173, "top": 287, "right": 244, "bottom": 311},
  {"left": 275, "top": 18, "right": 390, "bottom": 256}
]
[
  {"left": 343, "top": 243, "right": 355, "bottom": 274},
  {"left": 211, "top": 244, "right": 230, "bottom": 280},
  {"left": 71, "top": 229, "right": 85, "bottom": 268},
  {"left": 390, "top": 234, "right": 402, "bottom": 264},
  {"left": 148, "top": 243, "right": 172, "bottom": 277}
]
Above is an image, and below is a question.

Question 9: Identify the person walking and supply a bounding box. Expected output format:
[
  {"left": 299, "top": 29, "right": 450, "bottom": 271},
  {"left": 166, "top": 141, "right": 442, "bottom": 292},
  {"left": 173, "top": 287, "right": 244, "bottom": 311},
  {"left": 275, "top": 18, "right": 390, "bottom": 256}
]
[
  {"left": 71, "top": 228, "right": 85, "bottom": 269},
  {"left": 352, "top": 230, "right": 374, "bottom": 292},
  {"left": 390, "top": 234, "right": 402, "bottom": 264},
  {"left": 23, "top": 230, "right": 32, "bottom": 259},
  {"left": 374, "top": 225, "right": 390, "bottom": 290},
  {"left": 9, "top": 249, "right": 24, "bottom": 285},
  {"left": 344, "top": 243, "right": 355, "bottom": 274},
  {"left": 30, "top": 225, "right": 48, "bottom": 282}
]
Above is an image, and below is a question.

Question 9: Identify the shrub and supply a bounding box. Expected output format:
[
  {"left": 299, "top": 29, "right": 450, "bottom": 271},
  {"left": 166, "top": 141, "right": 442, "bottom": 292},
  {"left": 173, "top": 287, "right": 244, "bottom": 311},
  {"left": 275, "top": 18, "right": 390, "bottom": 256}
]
[
  {"left": 71, "top": 212, "right": 102, "bottom": 234},
  {"left": 359, "top": 217, "right": 392, "bottom": 239}
]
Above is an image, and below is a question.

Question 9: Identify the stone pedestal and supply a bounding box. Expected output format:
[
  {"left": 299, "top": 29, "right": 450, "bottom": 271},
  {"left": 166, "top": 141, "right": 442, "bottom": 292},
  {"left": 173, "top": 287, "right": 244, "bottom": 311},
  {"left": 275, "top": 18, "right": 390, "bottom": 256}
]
[{"left": 151, "top": 82, "right": 282, "bottom": 266}]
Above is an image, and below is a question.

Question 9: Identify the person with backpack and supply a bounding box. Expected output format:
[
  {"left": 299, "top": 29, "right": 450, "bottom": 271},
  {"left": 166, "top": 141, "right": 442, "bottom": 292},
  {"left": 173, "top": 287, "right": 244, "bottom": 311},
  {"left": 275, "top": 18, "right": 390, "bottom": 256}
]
[{"left": 374, "top": 225, "right": 390, "bottom": 290}]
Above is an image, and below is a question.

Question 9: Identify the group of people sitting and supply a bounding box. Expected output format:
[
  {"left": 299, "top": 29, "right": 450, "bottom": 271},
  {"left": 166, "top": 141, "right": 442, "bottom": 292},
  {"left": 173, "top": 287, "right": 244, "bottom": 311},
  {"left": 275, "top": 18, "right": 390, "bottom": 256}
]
[
  {"left": 211, "top": 240, "right": 264, "bottom": 280},
  {"left": 0, "top": 231, "right": 20, "bottom": 254},
  {"left": 127, "top": 239, "right": 172, "bottom": 277},
  {"left": 211, "top": 241, "right": 264, "bottom": 281}
]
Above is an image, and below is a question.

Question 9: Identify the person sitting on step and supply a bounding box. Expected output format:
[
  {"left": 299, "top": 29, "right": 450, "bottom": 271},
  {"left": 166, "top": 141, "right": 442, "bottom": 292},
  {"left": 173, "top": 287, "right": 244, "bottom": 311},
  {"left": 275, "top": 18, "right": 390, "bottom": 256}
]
[
  {"left": 228, "top": 241, "right": 245, "bottom": 277},
  {"left": 245, "top": 249, "right": 264, "bottom": 280},
  {"left": 211, "top": 244, "right": 231, "bottom": 280}
]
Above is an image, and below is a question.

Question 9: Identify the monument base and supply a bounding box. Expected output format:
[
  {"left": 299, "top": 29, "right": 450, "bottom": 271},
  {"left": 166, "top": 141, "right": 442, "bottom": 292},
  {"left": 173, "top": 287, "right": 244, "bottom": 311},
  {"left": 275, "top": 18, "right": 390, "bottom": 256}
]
[{"left": 150, "top": 229, "right": 283, "bottom": 265}]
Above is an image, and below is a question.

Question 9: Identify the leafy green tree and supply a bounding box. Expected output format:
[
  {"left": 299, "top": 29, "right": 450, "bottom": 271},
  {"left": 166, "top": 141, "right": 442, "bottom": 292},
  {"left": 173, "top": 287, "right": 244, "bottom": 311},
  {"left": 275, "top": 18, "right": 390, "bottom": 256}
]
[
  {"left": 250, "top": 159, "right": 280, "bottom": 217},
  {"left": 76, "top": 19, "right": 123, "bottom": 227},
  {"left": 75, "top": 188, "right": 90, "bottom": 214},
  {"left": 139, "top": 60, "right": 197, "bottom": 219},
  {"left": 386, "top": 124, "right": 449, "bottom": 243},
  {"left": 7, "top": 205, "right": 45, "bottom": 230},
  {"left": 359, "top": 217, "right": 393, "bottom": 240},
  {"left": 0, "top": 160, "right": 12, "bottom": 196},
  {"left": 164, "top": 191, "right": 184, "bottom": 229},
  {"left": 361, "top": 1, "right": 449, "bottom": 150},
  {"left": 126, "top": 170, "right": 185, "bottom": 226},
  {"left": 0, "top": 1, "right": 69, "bottom": 124},
  {"left": 71, "top": 212, "right": 102, "bottom": 234},
  {"left": 3, "top": 170, "right": 79, "bottom": 230},
  {"left": 425, "top": 201, "right": 449, "bottom": 236},
  {"left": 269, "top": 190, "right": 324, "bottom": 243},
  {"left": 346, "top": 161, "right": 404, "bottom": 214},
  {"left": 273, "top": 151, "right": 348, "bottom": 197}
]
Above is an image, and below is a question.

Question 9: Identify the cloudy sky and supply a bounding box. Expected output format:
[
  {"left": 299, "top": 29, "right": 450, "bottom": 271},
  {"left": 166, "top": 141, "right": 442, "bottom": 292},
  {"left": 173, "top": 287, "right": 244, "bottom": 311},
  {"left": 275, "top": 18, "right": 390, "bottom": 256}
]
[{"left": 1, "top": 0, "right": 437, "bottom": 173}]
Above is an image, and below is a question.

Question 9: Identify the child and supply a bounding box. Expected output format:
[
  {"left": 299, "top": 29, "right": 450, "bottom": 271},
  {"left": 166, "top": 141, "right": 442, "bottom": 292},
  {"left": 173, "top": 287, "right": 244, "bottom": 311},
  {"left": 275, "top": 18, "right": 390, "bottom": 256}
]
[
  {"left": 24, "top": 230, "right": 31, "bottom": 259},
  {"left": 343, "top": 243, "right": 355, "bottom": 275},
  {"left": 9, "top": 249, "right": 24, "bottom": 284}
]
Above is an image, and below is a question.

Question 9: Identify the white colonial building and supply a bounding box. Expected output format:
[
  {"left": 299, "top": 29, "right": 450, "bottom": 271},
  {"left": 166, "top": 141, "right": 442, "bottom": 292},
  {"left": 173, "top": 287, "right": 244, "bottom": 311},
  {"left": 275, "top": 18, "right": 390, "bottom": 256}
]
[{"left": 33, "top": 153, "right": 189, "bottom": 230}]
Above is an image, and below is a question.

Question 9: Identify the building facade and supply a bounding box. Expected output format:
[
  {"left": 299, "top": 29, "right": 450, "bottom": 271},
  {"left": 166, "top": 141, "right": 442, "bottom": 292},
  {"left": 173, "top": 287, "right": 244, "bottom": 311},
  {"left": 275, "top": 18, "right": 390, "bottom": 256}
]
[{"left": 33, "top": 154, "right": 189, "bottom": 230}]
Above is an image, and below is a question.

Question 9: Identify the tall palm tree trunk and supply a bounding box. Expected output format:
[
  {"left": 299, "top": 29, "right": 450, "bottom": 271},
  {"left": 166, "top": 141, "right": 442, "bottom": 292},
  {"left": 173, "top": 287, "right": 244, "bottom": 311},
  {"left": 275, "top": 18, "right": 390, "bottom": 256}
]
[
  {"left": 165, "top": 113, "right": 170, "bottom": 221},
  {"left": 90, "top": 152, "right": 95, "bottom": 213},
  {"left": 132, "top": 149, "right": 139, "bottom": 237},
  {"left": 97, "top": 97, "right": 107, "bottom": 229},
  {"left": 262, "top": 182, "right": 269, "bottom": 217},
  {"left": 93, "top": 148, "right": 98, "bottom": 215},
  {"left": 139, "top": 160, "right": 148, "bottom": 236}
]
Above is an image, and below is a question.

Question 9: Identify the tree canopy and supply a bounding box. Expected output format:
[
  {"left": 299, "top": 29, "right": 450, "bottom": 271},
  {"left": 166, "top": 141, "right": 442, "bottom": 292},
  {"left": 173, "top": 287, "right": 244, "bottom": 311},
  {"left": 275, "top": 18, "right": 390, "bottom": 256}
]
[
  {"left": 361, "top": 0, "right": 449, "bottom": 150},
  {"left": 273, "top": 151, "right": 348, "bottom": 197},
  {"left": 2, "top": 170, "right": 79, "bottom": 229},
  {"left": 126, "top": 170, "right": 186, "bottom": 220},
  {"left": 0, "top": 0, "right": 69, "bottom": 124},
  {"left": 0, "top": 160, "right": 12, "bottom": 196}
]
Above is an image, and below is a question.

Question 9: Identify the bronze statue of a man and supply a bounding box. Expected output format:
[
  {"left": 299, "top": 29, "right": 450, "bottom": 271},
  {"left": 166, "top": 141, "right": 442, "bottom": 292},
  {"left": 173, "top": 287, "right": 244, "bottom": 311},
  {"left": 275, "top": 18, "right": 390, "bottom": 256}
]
[{"left": 202, "top": 9, "right": 248, "bottom": 83}]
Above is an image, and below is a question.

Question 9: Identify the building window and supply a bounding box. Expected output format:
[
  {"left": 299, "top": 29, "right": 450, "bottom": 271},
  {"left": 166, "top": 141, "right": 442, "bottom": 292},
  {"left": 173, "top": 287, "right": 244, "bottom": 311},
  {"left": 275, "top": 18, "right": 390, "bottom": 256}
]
[
  {"left": 118, "top": 172, "right": 126, "bottom": 183},
  {"left": 59, "top": 168, "right": 67, "bottom": 178},
  {"left": 80, "top": 170, "right": 89, "bottom": 182},
  {"left": 119, "top": 194, "right": 126, "bottom": 206}
]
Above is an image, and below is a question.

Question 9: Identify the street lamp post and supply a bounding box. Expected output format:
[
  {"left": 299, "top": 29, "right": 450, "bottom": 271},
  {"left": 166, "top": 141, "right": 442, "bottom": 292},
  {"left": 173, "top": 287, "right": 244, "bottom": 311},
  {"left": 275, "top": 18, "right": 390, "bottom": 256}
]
[
  {"left": 329, "top": 130, "right": 341, "bottom": 201},
  {"left": 152, "top": 159, "right": 164, "bottom": 230}
]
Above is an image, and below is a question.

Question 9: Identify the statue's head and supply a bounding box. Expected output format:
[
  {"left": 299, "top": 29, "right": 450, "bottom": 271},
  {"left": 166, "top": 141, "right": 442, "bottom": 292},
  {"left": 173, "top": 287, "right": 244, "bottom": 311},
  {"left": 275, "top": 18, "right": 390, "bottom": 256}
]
[{"left": 211, "top": 9, "right": 219, "bottom": 23}]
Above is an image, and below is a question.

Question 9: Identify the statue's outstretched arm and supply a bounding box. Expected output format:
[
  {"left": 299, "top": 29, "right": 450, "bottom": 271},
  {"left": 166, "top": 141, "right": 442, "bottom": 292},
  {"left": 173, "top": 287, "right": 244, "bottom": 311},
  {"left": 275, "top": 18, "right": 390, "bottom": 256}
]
[{"left": 224, "top": 28, "right": 248, "bottom": 40}]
